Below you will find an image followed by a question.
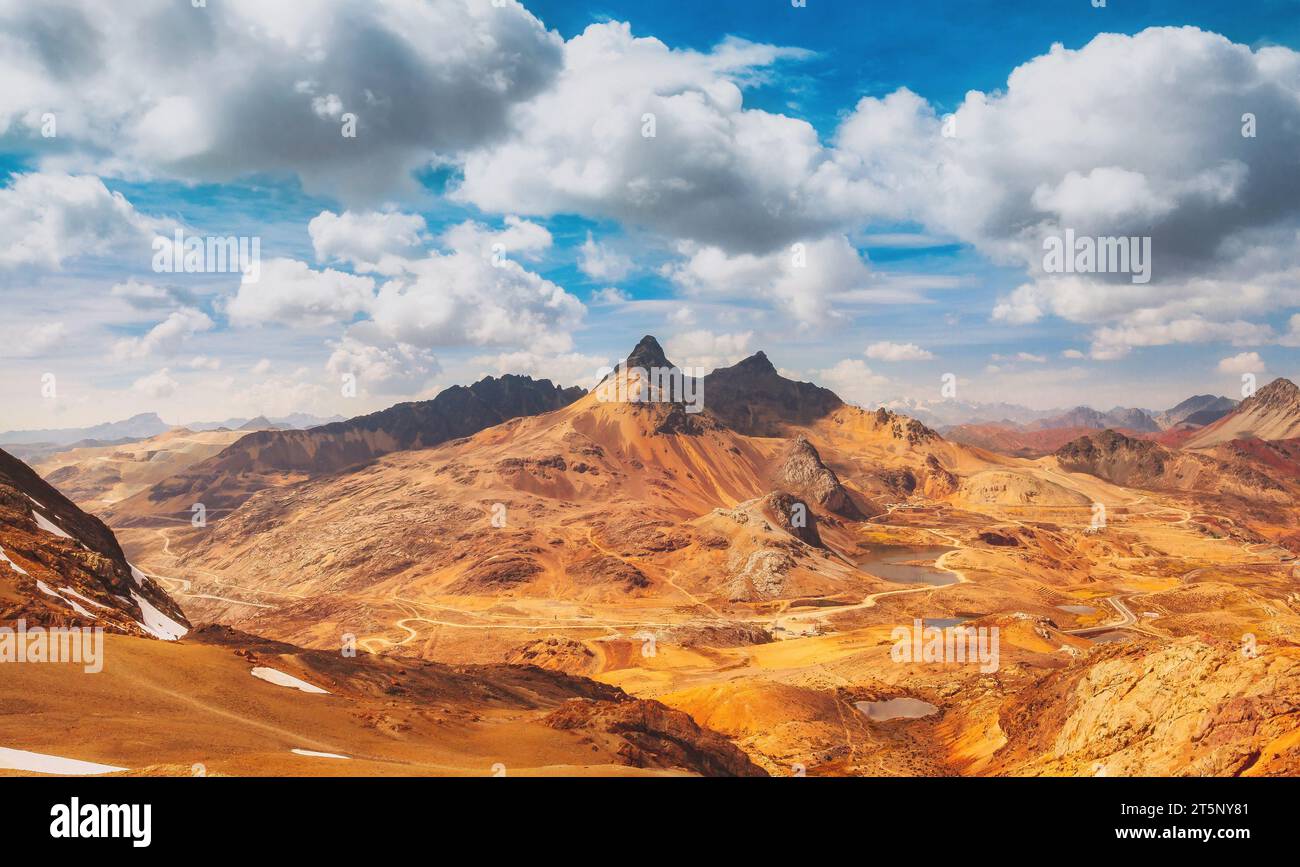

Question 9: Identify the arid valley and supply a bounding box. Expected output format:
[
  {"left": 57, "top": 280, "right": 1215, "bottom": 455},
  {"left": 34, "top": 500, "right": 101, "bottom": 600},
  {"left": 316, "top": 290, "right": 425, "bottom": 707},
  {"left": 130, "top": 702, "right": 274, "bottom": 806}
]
[{"left": 4, "top": 336, "right": 1299, "bottom": 778}]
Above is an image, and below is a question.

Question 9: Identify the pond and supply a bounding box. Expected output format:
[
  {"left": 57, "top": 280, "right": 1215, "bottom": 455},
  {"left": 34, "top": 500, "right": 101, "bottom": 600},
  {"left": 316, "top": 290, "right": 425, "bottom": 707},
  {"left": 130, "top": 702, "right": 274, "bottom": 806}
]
[
  {"left": 854, "top": 698, "right": 940, "bottom": 721},
  {"left": 857, "top": 545, "right": 957, "bottom": 586}
]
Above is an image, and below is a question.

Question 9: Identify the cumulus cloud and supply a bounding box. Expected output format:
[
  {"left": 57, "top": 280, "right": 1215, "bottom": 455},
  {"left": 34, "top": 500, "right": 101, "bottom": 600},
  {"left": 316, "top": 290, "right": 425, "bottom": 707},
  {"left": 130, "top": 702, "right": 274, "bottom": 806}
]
[
  {"left": 456, "top": 22, "right": 829, "bottom": 254},
  {"left": 664, "top": 235, "right": 869, "bottom": 326},
  {"left": 865, "top": 341, "right": 933, "bottom": 362},
  {"left": 829, "top": 28, "right": 1300, "bottom": 356},
  {"left": 113, "top": 307, "right": 214, "bottom": 360},
  {"left": 1217, "top": 352, "right": 1266, "bottom": 375},
  {"left": 326, "top": 335, "right": 437, "bottom": 395},
  {"left": 815, "top": 359, "right": 890, "bottom": 407},
  {"left": 0, "top": 0, "right": 564, "bottom": 201},
  {"left": 578, "top": 233, "right": 634, "bottom": 282},
  {"left": 0, "top": 173, "right": 168, "bottom": 269},
  {"left": 664, "top": 330, "right": 753, "bottom": 372},
  {"left": 131, "top": 368, "right": 178, "bottom": 399},
  {"left": 226, "top": 258, "right": 376, "bottom": 328},
  {"left": 309, "top": 210, "right": 427, "bottom": 275}
]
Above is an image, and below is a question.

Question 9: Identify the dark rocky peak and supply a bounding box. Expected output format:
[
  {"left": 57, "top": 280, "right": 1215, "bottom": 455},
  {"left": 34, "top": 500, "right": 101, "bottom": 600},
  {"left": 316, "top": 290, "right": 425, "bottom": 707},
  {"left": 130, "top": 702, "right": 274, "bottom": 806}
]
[{"left": 622, "top": 335, "right": 674, "bottom": 371}]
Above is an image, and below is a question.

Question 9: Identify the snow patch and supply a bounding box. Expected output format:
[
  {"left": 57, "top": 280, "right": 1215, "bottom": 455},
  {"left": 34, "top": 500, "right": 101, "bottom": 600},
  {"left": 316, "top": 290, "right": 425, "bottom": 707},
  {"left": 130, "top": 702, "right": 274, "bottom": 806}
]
[
  {"left": 0, "top": 746, "right": 126, "bottom": 776},
  {"left": 35, "top": 580, "right": 95, "bottom": 617},
  {"left": 32, "top": 511, "right": 72, "bottom": 540},
  {"left": 130, "top": 564, "right": 149, "bottom": 587},
  {"left": 60, "top": 586, "right": 112, "bottom": 610},
  {"left": 291, "top": 749, "right": 350, "bottom": 759},
  {"left": 250, "top": 667, "right": 330, "bottom": 695},
  {"left": 130, "top": 590, "right": 187, "bottom": 641}
]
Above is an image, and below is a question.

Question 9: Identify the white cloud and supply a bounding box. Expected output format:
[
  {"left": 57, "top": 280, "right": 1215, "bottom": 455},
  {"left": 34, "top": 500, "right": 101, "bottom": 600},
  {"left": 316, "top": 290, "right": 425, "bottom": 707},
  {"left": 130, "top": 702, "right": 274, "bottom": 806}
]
[
  {"left": 0, "top": 173, "right": 168, "bottom": 269},
  {"left": 664, "top": 235, "right": 869, "bottom": 325},
  {"left": 831, "top": 28, "right": 1300, "bottom": 352},
  {"left": 456, "top": 22, "right": 828, "bottom": 254},
  {"left": 0, "top": 321, "right": 67, "bottom": 359},
  {"left": 0, "top": 0, "right": 565, "bottom": 201},
  {"left": 473, "top": 350, "right": 610, "bottom": 389},
  {"left": 590, "top": 287, "right": 630, "bottom": 306},
  {"left": 132, "top": 368, "right": 178, "bottom": 399},
  {"left": 816, "top": 359, "right": 890, "bottom": 407},
  {"left": 309, "top": 210, "right": 427, "bottom": 275},
  {"left": 1218, "top": 352, "right": 1265, "bottom": 375},
  {"left": 225, "top": 258, "right": 376, "bottom": 328},
  {"left": 865, "top": 341, "right": 933, "bottom": 362},
  {"left": 358, "top": 220, "right": 582, "bottom": 352},
  {"left": 112, "top": 307, "right": 214, "bottom": 360},
  {"left": 578, "top": 233, "right": 634, "bottom": 282},
  {"left": 326, "top": 335, "right": 437, "bottom": 396},
  {"left": 664, "top": 330, "right": 753, "bottom": 372}
]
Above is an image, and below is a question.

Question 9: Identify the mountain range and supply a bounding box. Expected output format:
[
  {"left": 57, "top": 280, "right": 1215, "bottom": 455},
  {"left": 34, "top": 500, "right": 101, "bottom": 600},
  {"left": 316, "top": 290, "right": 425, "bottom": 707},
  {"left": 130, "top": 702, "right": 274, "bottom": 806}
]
[{"left": 5, "top": 336, "right": 1300, "bottom": 778}]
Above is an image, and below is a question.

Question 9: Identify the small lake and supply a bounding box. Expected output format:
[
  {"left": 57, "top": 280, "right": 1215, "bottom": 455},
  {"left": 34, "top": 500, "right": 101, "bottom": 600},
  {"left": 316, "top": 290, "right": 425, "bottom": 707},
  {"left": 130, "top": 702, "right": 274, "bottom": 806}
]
[
  {"left": 855, "top": 698, "right": 940, "bottom": 721},
  {"left": 1057, "top": 604, "right": 1098, "bottom": 615},
  {"left": 857, "top": 545, "right": 957, "bottom": 586}
]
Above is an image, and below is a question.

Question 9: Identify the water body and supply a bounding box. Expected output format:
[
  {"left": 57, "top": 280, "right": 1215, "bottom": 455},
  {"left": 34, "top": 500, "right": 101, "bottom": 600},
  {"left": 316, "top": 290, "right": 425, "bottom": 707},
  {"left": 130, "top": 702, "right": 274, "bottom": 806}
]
[
  {"left": 1057, "top": 604, "right": 1098, "bottom": 615},
  {"left": 857, "top": 545, "right": 957, "bottom": 586},
  {"left": 855, "top": 698, "right": 940, "bottom": 721},
  {"left": 922, "top": 617, "right": 968, "bottom": 629}
]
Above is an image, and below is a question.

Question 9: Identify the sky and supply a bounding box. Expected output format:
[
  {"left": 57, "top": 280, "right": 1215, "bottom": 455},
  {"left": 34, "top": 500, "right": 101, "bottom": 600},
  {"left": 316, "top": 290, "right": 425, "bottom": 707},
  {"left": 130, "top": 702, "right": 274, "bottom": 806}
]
[{"left": 2, "top": 0, "right": 1300, "bottom": 430}]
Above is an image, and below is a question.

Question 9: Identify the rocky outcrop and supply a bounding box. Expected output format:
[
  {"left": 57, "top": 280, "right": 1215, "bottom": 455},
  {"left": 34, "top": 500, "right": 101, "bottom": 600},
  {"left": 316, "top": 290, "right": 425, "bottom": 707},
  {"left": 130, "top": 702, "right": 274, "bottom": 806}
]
[
  {"left": 0, "top": 447, "right": 189, "bottom": 637},
  {"left": 993, "top": 638, "right": 1300, "bottom": 776},
  {"left": 773, "top": 436, "right": 865, "bottom": 519},
  {"left": 545, "top": 697, "right": 768, "bottom": 777}
]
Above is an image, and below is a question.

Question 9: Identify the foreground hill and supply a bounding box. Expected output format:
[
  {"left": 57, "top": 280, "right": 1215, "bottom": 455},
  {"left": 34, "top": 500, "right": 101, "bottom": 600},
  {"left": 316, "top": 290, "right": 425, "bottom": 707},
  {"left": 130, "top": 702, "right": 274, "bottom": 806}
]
[
  {"left": 107, "top": 375, "right": 586, "bottom": 525},
  {"left": 0, "top": 447, "right": 188, "bottom": 639}
]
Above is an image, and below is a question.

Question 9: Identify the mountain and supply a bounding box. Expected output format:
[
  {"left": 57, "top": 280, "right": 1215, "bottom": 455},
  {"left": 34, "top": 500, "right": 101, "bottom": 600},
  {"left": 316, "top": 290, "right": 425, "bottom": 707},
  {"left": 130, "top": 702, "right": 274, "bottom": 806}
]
[
  {"left": 878, "top": 398, "right": 1050, "bottom": 428},
  {"left": 32, "top": 428, "right": 255, "bottom": 512},
  {"left": 701, "top": 350, "right": 843, "bottom": 435},
  {"left": 0, "top": 413, "right": 171, "bottom": 447},
  {"left": 0, "top": 446, "right": 188, "bottom": 639},
  {"left": 56, "top": 334, "right": 1300, "bottom": 778},
  {"left": 943, "top": 424, "right": 1121, "bottom": 458},
  {"left": 1029, "top": 406, "right": 1160, "bottom": 433},
  {"left": 186, "top": 413, "right": 345, "bottom": 432},
  {"left": 1153, "top": 394, "right": 1237, "bottom": 429},
  {"left": 108, "top": 375, "right": 587, "bottom": 524},
  {"left": 1052, "top": 428, "right": 1289, "bottom": 502},
  {"left": 1184, "top": 378, "right": 1300, "bottom": 448}
]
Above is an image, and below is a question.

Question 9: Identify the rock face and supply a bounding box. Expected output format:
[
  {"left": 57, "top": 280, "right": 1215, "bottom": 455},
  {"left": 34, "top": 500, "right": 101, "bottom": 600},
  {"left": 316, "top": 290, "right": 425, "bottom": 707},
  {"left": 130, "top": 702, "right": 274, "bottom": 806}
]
[
  {"left": 993, "top": 639, "right": 1300, "bottom": 777},
  {"left": 544, "top": 697, "right": 769, "bottom": 777},
  {"left": 111, "top": 374, "right": 586, "bottom": 523},
  {"left": 0, "top": 447, "right": 188, "bottom": 638},
  {"left": 1054, "top": 429, "right": 1287, "bottom": 501},
  {"left": 773, "top": 436, "right": 865, "bottom": 519},
  {"left": 702, "top": 352, "right": 843, "bottom": 436}
]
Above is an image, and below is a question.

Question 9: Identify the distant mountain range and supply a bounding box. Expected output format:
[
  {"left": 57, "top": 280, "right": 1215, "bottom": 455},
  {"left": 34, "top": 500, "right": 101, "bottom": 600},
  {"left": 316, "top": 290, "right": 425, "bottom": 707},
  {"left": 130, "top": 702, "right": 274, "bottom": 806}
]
[
  {"left": 882, "top": 394, "right": 1239, "bottom": 434},
  {"left": 0, "top": 412, "right": 345, "bottom": 450}
]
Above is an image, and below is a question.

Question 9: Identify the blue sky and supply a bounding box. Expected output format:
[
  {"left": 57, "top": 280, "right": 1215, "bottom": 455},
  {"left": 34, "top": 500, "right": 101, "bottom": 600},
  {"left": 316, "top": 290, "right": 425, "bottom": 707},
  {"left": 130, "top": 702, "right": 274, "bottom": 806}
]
[{"left": 2, "top": 0, "right": 1299, "bottom": 430}]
